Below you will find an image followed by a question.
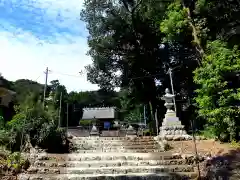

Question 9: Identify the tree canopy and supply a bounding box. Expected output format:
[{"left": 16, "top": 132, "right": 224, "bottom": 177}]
[{"left": 81, "top": 0, "right": 240, "bottom": 140}]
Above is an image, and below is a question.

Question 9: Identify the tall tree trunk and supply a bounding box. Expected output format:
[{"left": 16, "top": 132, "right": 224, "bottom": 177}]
[
  {"left": 149, "top": 101, "right": 157, "bottom": 135},
  {"left": 182, "top": 1, "right": 205, "bottom": 64}
]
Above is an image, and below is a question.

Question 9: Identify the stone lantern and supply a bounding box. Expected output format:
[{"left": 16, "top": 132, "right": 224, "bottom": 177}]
[
  {"left": 157, "top": 88, "right": 191, "bottom": 140},
  {"left": 113, "top": 120, "right": 120, "bottom": 129},
  {"left": 90, "top": 117, "right": 99, "bottom": 136},
  {"left": 126, "top": 125, "right": 137, "bottom": 137},
  {"left": 161, "top": 88, "right": 175, "bottom": 112}
]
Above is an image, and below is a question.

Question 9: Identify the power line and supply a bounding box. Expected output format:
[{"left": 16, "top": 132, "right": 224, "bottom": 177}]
[
  {"left": 129, "top": 73, "right": 163, "bottom": 80},
  {"left": 47, "top": 69, "right": 165, "bottom": 82},
  {"left": 34, "top": 74, "right": 43, "bottom": 81},
  {"left": 49, "top": 70, "right": 85, "bottom": 78},
  {"left": 47, "top": 68, "right": 162, "bottom": 80}
]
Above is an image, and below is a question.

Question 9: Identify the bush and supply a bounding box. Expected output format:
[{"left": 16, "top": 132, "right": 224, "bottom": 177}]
[
  {"left": 199, "top": 125, "right": 230, "bottom": 142},
  {"left": 143, "top": 129, "right": 153, "bottom": 136},
  {"left": 230, "top": 140, "right": 240, "bottom": 148},
  {"left": 0, "top": 130, "right": 14, "bottom": 146},
  {"left": 0, "top": 149, "right": 29, "bottom": 176},
  {"left": 0, "top": 116, "right": 4, "bottom": 128},
  {"left": 79, "top": 119, "right": 95, "bottom": 126},
  {"left": 5, "top": 102, "right": 68, "bottom": 153},
  {"left": 38, "top": 124, "right": 68, "bottom": 153},
  {"left": 199, "top": 126, "right": 216, "bottom": 139}
]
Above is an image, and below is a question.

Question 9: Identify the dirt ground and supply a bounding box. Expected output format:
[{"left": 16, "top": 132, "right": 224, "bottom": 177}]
[
  {"left": 168, "top": 139, "right": 235, "bottom": 156},
  {"left": 168, "top": 140, "right": 240, "bottom": 179}
]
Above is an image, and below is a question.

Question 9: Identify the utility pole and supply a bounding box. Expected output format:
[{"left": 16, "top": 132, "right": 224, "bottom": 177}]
[
  {"left": 188, "top": 97, "right": 200, "bottom": 177},
  {"left": 43, "top": 67, "right": 49, "bottom": 108},
  {"left": 66, "top": 103, "right": 69, "bottom": 132},
  {"left": 155, "top": 111, "right": 159, "bottom": 135},
  {"left": 143, "top": 105, "right": 146, "bottom": 127},
  {"left": 58, "top": 92, "right": 62, "bottom": 128},
  {"left": 20, "top": 107, "right": 28, "bottom": 152},
  {"left": 168, "top": 68, "right": 177, "bottom": 113}
]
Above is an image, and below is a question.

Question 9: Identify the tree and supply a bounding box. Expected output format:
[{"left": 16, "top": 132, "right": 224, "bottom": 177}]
[
  {"left": 194, "top": 0, "right": 240, "bottom": 48},
  {"left": 194, "top": 41, "right": 240, "bottom": 141},
  {"left": 48, "top": 80, "right": 68, "bottom": 106},
  {"left": 0, "top": 74, "right": 14, "bottom": 90},
  {"left": 6, "top": 91, "right": 66, "bottom": 152},
  {"left": 159, "top": 0, "right": 240, "bottom": 137},
  {"left": 13, "top": 79, "right": 44, "bottom": 104},
  {"left": 67, "top": 89, "right": 120, "bottom": 126},
  {"left": 125, "top": 105, "right": 143, "bottom": 123},
  {"left": 81, "top": 0, "right": 173, "bottom": 133}
]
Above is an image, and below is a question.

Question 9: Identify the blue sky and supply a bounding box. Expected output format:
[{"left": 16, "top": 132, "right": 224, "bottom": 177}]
[{"left": 0, "top": 0, "right": 99, "bottom": 92}]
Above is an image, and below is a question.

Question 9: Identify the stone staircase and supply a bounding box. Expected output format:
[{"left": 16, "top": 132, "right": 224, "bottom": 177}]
[{"left": 18, "top": 136, "right": 198, "bottom": 180}]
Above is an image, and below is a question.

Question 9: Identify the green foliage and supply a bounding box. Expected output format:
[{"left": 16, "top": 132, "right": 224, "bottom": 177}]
[
  {"left": 13, "top": 79, "right": 44, "bottom": 104},
  {"left": 160, "top": 1, "right": 189, "bottom": 42},
  {"left": 0, "top": 115, "right": 4, "bottom": 128},
  {"left": 194, "top": 0, "right": 207, "bottom": 13},
  {"left": 1, "top": 0, "right": 240, "bottom": 155},
  {"left": 0, "top": 129, "right": 15, "bottom": 146},
  {"left": 143, "top": 129, "right": 153, "bottom": 136},
  {"left": 0, "top": 150, "right": 29, "bottom": 175},
  {"left": 230, "top": 140, "right": 240, "bottom": 148},
  {"left": 3, "top": 93, "right": 66, "bottom": 152},
  {"left": 6, "top": 152, "right": 28, "bottom": 171},
  {"left": 125, "top": 105, "right": 143, "bottom": 123},
  {"left": 81, "top": 0, "right": 167, "bottom": 124},
  {"left": 194, "top": 40, "right": 240, "bottom": 141},
  {"left": 0, "top": 75, "right": 14, "bottom": 90},
  {"left": 79, "top": 119, "right": 94, "bottom": 126},
  {"left": 198, "top": 126, "right": 217, "bottom": 139}
]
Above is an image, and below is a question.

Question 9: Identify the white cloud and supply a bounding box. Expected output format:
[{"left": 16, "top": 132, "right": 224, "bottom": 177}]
[{"left": 0, "top": 0, "right": 98, "bottom": 92}]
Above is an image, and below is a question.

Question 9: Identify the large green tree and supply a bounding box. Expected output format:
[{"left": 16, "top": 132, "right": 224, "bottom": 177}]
[
  {"left": 160, "top": 0, "right": 240, "bottom": 140},
  {"left": 81, "top": 0, "right": 174, "bottom": 133},
  {"left": 13, "top": 79, "right": 44, "bottom": 104},
  {"left": 194, "top": 41, "right": 240, "bottom": 141}
]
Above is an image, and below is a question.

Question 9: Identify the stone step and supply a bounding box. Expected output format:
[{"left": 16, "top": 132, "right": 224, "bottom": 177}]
[
  {"left": 74, "top": 149, "right": 162, "bottom": 153},
  {"left": 37, "top": 152, "right": 182, "bottom": 161},
  {"left": 70, "top": 141, "right": 158, "bottom": 146},
  {"left": 70, "top": 137, "right": 154, "bottom": 141},
  {"left": 19, "top": 172, "right": 198, "bottom": 180},
  {"left": 34, "top": 159, "right": 191, "bottom": 168},
  {"left": 27, "top": 165, "right": 195, "bottom": 175},
  {"left": 71, "top": 144, "right": 160, "bottom": 150},
  {"left": 70, "top": 140, "right": 157, "bottom": 144},
  {"left": 70, "top": 140, "right": 157, "bottom": 143},
  {"left": 70, "top": 138, "right": 156, "bottom": 143}
]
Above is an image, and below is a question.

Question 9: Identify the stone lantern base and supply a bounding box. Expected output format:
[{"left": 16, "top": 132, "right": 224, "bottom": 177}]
[{"left": 156, "top": 110, "right": 192, "bottom": 141}]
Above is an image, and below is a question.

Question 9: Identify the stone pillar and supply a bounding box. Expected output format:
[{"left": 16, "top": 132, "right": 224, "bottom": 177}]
[{"left": 157, "top": 88, "right": 192, "bottom": 141}]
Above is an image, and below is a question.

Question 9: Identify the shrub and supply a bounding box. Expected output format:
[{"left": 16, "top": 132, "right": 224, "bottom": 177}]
[
  {"left": 6, "top": 102, "right": 68, "bottom": 153},
  {"left": 199, "top": 126, "right": 216, "bottom": 139},
  {"left": 0, "top": 149, "right": 29, "bottom": 175},
  {"left": 38, "top": 124, "right": 68, "bottom": 153},
  {"left": 143, "top": 129, "right": 153, "bottom": 136},
  {"left": 0, "top": 129, "right": 16, "bottom": 149},
  {"left": 79, "top": 119, "right": 95, "bottom": 126}
]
